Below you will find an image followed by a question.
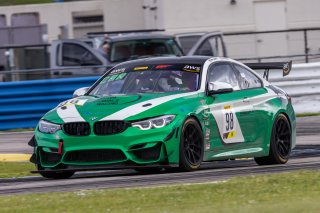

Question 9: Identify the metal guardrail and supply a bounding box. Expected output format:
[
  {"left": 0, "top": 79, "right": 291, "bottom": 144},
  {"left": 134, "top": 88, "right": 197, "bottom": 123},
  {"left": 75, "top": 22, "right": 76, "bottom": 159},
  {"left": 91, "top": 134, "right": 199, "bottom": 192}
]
[
  {"left": 0, "top": 62, "right": 319, "bottom": 130},
  {"left": 254, "top": 62, "right": 320, "bottom": 97},
  {"left": 0, "top": 76, "right": 98, "bottom": 130}
]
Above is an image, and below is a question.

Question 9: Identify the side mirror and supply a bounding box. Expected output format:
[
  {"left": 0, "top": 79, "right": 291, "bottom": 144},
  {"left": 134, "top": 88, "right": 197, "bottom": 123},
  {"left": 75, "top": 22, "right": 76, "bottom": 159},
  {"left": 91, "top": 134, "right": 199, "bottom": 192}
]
[
  {"left": 73, "top": 87, "right": 89, "bottom": 97},
  {"left": 207, "top": 81, "right": 233, "bottom": 95}
]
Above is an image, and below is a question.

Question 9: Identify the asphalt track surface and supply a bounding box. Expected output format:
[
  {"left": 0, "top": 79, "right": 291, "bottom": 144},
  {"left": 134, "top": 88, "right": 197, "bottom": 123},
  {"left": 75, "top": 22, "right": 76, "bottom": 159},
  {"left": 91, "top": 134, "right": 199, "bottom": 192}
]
[{"left": 0, "top": 116, "right": 319, "bottom": 195}]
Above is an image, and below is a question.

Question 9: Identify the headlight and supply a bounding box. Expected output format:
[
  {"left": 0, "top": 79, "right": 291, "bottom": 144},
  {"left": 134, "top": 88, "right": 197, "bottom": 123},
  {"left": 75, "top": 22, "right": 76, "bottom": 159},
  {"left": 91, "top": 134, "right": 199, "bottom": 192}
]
[
  {"left": 131, "top": 115, "right": 175, "bottom": 130},
  {"left": 38, "top": 120, "right": 61, "bottom": 134}
]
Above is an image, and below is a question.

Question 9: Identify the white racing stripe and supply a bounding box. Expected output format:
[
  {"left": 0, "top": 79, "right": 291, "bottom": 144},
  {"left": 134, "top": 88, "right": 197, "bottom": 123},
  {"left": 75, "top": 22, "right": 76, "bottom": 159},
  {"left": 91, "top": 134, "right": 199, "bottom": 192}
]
[
  {"left": 57, "top": 104, "right": 85, "bottom": 122},
  {"left": 210, "top": 91, "right": 276, "bottom": 110},
  {"left": 100, "top": 92, "right": 198, "bottom": 121}
]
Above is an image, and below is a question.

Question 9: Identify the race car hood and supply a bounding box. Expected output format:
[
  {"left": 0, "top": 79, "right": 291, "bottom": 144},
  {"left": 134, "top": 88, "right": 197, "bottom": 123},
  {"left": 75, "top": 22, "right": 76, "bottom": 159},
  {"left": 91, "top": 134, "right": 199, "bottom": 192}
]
[{"left": 42, "top": 92, "right": 200, "bottom": 123}]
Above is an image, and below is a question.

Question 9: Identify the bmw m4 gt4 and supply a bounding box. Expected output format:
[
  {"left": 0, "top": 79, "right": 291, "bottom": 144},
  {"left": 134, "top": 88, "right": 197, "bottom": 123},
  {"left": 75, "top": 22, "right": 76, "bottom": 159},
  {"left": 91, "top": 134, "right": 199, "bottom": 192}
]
[{"left": 29, "top": 56, "right": 295, "bottom": 179}]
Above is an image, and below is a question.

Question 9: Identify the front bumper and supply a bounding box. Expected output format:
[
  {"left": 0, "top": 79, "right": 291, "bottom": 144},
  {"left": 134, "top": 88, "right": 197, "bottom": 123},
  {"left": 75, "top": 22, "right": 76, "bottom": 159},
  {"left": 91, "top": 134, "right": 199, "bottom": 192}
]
[
  {"left": 30, "top": 163, "right": 179, "bottom": 174},
  {"left": 33, "top": 124, "right": 181, "bottom": 169}
]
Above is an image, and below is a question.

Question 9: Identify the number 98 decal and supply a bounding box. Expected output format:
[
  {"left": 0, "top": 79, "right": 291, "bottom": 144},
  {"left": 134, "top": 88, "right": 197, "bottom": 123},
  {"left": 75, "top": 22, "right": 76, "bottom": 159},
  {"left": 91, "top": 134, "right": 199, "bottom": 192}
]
[
  {"left": 210, "top": 104, "right": 245, "bottom": 144},
  {"left": 223, "top": 106, "right": 236, "bottom": 140},
  {"left": 225, "top": 112, "right": 234, "bottom": 131}
]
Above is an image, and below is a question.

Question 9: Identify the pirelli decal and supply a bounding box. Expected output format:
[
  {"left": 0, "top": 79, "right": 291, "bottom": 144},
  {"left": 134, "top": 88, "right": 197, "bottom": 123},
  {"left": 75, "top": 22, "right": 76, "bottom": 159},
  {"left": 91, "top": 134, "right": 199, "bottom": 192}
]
[{"left": 223, "top": 130, "right": 236, "bottom": 139}]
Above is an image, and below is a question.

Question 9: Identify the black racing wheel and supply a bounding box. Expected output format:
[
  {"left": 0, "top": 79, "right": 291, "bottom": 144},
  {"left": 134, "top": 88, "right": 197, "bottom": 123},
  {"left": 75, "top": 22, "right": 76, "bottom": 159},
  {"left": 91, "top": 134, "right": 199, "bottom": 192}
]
[
  {"left": 255, "top": 114, "right": 292, "bottom": 165},
  {"left": 179, "top": 117, "right": 204, "bottom": 171}
]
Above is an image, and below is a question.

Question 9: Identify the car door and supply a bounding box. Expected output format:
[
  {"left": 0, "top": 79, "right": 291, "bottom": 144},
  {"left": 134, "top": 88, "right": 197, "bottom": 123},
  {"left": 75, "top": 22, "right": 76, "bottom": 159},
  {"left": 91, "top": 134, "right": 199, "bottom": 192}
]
[
  {"left": 231, "top": 63, "right": 267, "bottom": 145},
  {"left": 50, "top": 40, "right": 108, "bottom": 77},
  {"left": 174, "top": 32, "right": 206, "bottom": 55},
  {"left": 175, "top": 32, "right": 227, "bottom": 57},
  {"left": 206, "top": 62, "right": 257, "bottom": 151}
]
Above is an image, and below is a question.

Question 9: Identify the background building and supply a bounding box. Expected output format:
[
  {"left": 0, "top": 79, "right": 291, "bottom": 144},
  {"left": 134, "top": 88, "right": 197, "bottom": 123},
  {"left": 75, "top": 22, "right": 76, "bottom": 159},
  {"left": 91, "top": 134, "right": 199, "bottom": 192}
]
[{"left": 0, "top": 0, "right": 319, "bottom": 60}]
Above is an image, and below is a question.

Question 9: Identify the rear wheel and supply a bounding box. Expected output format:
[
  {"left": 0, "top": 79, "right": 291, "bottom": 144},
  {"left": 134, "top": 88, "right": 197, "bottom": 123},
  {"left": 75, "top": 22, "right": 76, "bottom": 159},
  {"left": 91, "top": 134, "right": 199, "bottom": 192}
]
[
  {"left": 37, "top": 165, "right": 75, "bottom": 179},
  {"left": 255, "top": 114, "right": 291, "bottom": 165},
  {"left": 179, "top": 118, "right": 204, "bottom": 171}
]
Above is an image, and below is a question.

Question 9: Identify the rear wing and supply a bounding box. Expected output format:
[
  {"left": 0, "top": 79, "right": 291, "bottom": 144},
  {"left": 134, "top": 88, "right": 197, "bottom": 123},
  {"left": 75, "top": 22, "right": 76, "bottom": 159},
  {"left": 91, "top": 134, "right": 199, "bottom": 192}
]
[{"left": 245, "top": 61, "right": 292, "bottom": 80}]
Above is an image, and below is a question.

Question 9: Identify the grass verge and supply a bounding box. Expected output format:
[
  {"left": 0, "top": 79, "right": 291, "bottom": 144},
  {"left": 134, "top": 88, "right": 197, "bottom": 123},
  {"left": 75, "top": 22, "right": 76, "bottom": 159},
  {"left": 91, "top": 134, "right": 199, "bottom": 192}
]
[
  {"left": 296, "top": 112, "right": 320, "bottom": 117},
  {"left": 0, "top": 170, "right": 320, "bottom": 213},
  {"left": 0, "top": 162, "right": 36, "bottom": 178}
]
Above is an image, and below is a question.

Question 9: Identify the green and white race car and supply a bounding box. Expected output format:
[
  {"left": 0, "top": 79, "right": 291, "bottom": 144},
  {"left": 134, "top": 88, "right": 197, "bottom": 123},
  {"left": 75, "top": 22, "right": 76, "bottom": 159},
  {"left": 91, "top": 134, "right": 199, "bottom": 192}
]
[{"left": 29, "top": 56, "right": 296, "bottom": 179}]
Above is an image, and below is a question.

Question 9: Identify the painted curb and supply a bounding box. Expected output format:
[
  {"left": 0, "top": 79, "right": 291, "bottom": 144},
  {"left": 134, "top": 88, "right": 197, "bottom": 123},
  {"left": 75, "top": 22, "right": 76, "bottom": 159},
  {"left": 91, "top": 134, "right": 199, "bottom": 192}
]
[{"left": 0, "top": 154, "right": 31, "bottom": 162}]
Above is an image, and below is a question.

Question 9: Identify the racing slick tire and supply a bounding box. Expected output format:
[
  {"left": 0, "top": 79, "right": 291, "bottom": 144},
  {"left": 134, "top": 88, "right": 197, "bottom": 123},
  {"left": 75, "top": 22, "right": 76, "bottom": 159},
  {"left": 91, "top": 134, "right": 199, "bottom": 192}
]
[
  {"left": 179, "top": 117, "right": 204, "bottom": 171},
  {"left": 255, "top": 114, "right": 292, "bottom": 165},
  {"left": 37, "top": 165, "right": 75, "bottom": 179}
]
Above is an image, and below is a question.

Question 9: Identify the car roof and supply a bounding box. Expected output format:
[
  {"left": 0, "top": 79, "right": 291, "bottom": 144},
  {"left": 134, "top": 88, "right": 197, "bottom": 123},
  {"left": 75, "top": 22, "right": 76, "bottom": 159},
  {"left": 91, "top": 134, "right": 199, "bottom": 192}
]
[
  {"left": 113, "top": 56, "right": 212, "bottom": 68},
  {"left": 107, "top": 33, "right": 174, "bottom": 42}
]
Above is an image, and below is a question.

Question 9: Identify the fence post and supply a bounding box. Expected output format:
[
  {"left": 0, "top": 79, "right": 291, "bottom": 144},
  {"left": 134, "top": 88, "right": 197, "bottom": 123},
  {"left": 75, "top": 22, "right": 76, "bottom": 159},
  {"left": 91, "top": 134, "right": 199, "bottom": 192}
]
[{"left": 304, "top": 29, "right": 309, "bottom": 63}]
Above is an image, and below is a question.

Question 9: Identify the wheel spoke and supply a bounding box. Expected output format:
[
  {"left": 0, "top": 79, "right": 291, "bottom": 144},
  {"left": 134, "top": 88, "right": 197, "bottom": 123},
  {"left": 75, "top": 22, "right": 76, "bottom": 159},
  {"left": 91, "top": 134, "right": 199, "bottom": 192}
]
[
  {"left": 281, "top": 122, "right": 287, "bottom": 133},
  {"left": 190, "top": 126, "right": 196, "bottom": 137},
  {"left": 190, "top": 150, "right": 196, "bottom": 163},
  {"left": 190, "top": 144, "right": 201, "bottom": 150},
  {"left": 283, "top": 140, "right": 290, "bottom": 151},
  {"left": 184, "top": 131, "right": 189, "bottom": 141},
  {"left": 277, "top": 136, "right": 290, "bottom": 157},
  {"left": 185, "top": 149, "right": 192, "bottom": 161},
  {"left": 191, "top": 149, "right": 200, "bottom": 159},
  {"left": 278, "top": 142, "right": 286, "bottom": 156},
  {"left": 280, "top": 130, "right": 290, "bottom": 137},
  {"left": 278, "top": 141, "right": 287, "bottom": 154},
  {"left": 277, "top": 121, "right": 282, "bottom": 134},
  {"left": 189, "top": 128, "right": 197, "bottom": 141}
]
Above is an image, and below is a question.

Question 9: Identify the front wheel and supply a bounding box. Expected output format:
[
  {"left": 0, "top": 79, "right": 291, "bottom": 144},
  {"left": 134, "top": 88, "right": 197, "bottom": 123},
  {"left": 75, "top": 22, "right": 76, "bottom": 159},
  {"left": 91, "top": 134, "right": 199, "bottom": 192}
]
[
  {"left": 255, "top": 114, "right": 292, "bottom": 165},
  {"left": 179, "top": 117, "right": 204, "bottom": 171}
]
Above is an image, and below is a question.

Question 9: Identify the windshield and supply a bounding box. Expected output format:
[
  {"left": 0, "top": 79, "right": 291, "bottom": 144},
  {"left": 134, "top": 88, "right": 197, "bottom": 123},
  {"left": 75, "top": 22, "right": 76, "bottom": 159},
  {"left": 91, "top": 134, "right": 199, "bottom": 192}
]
[
  {"left": 109, "top": 39, "right": 183, "bottom": 63},
  {"left": 89, "top": 64, "right": 201, "bottom": 96}
]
